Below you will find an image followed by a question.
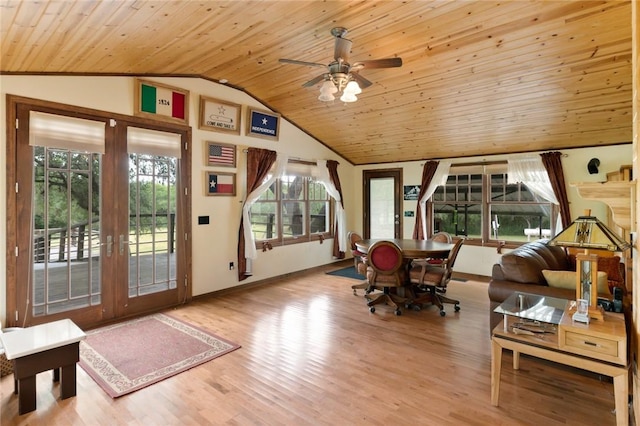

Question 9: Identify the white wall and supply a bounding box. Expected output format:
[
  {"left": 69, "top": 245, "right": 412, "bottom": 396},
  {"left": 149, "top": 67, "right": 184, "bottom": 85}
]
[
  {"left": 0, "top": 75, "right": 633, "bottom": 324},
  {"left": 0, "top": 75, "right": 353, "bottom": 323},
  {"left": 353, "top": 146, "right": 633, "bottom": 276}
]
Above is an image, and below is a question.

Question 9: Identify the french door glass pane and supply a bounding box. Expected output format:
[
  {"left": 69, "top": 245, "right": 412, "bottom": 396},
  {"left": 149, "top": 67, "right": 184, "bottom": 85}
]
[
  {"left": 370, "top": 177, "right": 395, "bottom": 238},
  {"left": 128, "top": 154, "right": 178, "bottom": 297},
  {"left": 32, "top": 147, "right": 102, "bottom": 316}
]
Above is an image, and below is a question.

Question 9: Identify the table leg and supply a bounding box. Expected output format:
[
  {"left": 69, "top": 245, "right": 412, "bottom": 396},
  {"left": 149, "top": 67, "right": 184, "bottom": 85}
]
[
  {"left": 513, "top": 351, "right": 520, "bottom": 370},
  {"left": 491, "top": 338, "right": 502, "bottom": 406},
  {"left": 17, "top": 375, "right": 37, "bottom": 415},
  {"left": 53, "top": 367, "right": 60, "bottom": 382},
  {"left": 60, "top": 364, "right": 77, "bottom": 399},
  {"left": 613, "top": 372, "right": 628, "bottom": 426}
]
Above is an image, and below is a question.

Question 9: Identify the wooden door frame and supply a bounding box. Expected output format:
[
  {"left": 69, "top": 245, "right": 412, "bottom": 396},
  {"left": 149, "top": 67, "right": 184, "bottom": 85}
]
[
  {"left": 5, "top": 95, "right": 192, "bottom": 329},
  {"left": 362, "top": 168, "right": 403, "bottom": 239}
]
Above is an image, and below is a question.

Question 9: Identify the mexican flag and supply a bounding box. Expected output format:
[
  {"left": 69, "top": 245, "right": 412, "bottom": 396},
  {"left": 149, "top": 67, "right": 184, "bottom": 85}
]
[{"left": 140, "top": 84, "right": 186, "bottom": 120}]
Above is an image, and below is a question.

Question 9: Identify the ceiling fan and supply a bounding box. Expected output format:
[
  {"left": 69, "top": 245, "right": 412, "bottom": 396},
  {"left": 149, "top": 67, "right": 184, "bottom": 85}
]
[{"left": 279, "top": 27, "right": 403, "bottom": 102}]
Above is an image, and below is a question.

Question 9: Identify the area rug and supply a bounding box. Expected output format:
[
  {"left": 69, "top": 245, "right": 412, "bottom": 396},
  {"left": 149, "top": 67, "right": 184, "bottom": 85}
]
[
  {"left": 78, "top": 313, "right": 240, "bottom": 398},
  {"left": 326, "top": 265, "right": 365, "bottom": 280}
]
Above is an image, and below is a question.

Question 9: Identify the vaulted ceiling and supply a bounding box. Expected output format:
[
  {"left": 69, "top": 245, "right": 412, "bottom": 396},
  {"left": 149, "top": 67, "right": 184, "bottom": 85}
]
[{"left": 0, "top": 1, "right": 633, "bottom": 165}]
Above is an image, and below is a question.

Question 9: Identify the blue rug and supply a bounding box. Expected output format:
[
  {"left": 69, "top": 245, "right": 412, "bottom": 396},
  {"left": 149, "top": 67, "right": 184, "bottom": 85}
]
[{"left": 326, "top": 266, "right": 365, "bottom": 280}]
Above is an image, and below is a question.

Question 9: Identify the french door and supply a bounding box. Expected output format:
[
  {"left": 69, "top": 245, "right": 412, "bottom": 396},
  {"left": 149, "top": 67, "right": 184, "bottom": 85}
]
[
  {"left": 7, "top": 97, "right": 190, "bottom": 329},
  {"left": 363, "top": 169, "right": 402, "bottom": 239}
]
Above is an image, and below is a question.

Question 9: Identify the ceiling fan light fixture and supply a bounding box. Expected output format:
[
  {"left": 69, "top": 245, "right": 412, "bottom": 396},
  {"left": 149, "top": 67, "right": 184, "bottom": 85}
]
[
  {"left": 340, "top": 92, "right": 358, "bottom": 103},
  {"left": 343, "top": 80, "right": 361, "bottom": 95},
  {"left": 318, "top": 79, "right": 338, "bottom": 101}
]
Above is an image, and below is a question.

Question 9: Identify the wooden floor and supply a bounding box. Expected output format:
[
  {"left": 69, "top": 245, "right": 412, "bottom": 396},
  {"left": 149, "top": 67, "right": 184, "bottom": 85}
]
[{"left": 1, "top": 261, "right": 624, "bottom": 425}]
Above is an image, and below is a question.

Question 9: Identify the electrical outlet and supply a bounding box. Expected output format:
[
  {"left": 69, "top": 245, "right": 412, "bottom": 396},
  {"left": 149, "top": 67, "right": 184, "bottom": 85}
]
[{"left": 229, "top": 262, "right": 234, "bottom": 270}]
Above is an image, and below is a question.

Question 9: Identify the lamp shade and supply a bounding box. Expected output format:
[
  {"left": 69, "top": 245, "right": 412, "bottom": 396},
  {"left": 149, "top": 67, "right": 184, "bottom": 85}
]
[{"left": 549, "top": 214, "right": 630, "bottom": 252}]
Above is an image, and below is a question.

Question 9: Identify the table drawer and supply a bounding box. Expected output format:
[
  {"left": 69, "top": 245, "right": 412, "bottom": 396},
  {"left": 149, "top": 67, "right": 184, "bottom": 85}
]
[{"left": 563, "top": 330, "right": 618, "bottom": 358}]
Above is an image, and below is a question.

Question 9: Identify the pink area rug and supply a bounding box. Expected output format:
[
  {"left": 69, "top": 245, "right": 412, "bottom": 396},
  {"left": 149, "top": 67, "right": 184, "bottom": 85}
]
[{"left": 79, "top": 313, "right": 240, "bottom": 398}]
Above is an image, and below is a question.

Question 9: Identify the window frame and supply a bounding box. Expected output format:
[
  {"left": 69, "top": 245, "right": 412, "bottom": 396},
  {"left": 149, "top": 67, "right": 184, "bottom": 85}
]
[
  {"left": 250, "top": 172, "right": 334, "bottom": 248},
  {"left": 429, "top": 164, "right": 557, "bottom": 247}
]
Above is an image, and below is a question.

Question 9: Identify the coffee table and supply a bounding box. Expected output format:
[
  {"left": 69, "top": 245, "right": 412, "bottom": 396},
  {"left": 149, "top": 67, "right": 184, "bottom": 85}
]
[
  {"left": 0, "top": 319, "right": 86, "bottom": 415},
  {"left": 491, "top": 292, "right": 628, "bottom": 426}
]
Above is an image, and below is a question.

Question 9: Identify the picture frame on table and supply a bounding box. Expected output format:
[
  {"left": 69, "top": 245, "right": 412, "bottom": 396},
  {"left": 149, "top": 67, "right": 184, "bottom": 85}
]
[
  {"left": 199, "top": 96, "right": 241, "bottom": 134},
  {"left": 247, "top": 108, "right": 280, "bottom": 141},
  {"left": 134, "top": 78, "right": 189, "bottom": 125},
  {"left": 206, "top": 172, "right": 236, "bottom": 196},
  {"left": 205, "top": 141, "right": 236, "bottom": 168}
]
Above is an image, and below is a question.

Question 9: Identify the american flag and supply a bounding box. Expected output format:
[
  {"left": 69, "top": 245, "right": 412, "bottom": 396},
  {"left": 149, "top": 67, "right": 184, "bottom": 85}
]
[{"left": 208, "top": 143, "right": 235, "bottom": 165}]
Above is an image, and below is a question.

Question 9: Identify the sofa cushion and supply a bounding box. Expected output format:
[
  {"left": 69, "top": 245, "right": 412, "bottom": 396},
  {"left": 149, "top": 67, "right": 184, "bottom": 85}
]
[
  {"left": 496, "top": 239, "right": 570, "bottom": 285},
  {"left": 541, "top": 269, "right": 608, "bottom": 294}
]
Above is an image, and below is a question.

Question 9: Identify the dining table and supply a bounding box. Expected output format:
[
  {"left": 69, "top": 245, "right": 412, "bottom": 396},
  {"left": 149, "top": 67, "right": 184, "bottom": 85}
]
[{"left": 354, "top": 238, "right": 453, "bottom": 260}]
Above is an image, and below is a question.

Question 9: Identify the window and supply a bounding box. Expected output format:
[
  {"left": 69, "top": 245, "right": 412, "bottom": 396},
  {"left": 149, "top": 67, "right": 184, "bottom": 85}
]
[
  {"left": 431, "top": 168, "right": 556, "bottom": 244},
  {"left": 250, "top": 173, "right": 333, "bottom": 245}
]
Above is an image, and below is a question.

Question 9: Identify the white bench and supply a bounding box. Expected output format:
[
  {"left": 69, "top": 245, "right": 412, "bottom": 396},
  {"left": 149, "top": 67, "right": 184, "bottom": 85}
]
[{"left": 524, "top": 228, "right": 551, "bottom": 241}]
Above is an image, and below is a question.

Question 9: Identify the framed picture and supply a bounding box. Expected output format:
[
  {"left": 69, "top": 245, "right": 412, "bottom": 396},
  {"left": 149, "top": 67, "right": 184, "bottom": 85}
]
[
  {"left": 205, "top": 141, "right": 236, "bottom": 167},
  {"left": 206, "top": 172, "right": 236, "bottom": 196},
  {"left": 403, "top": 185, "right": 421, "bottom": 200},
  {"left": 199, "top": 96, "right": 241, "bottom": 134},
  {"left": 247, "top": 108, "right": 280, "bottom": 141},
  {"left": 134, "top": 78, "right": 189, "bottom": 125}
]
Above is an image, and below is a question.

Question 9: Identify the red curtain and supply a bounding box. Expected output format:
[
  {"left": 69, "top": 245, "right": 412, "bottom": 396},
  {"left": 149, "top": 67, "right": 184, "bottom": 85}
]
[
  {"left": 237, "top": 148, "right": 277, "bottom": 281},
  {"left": 327, "top": 160, "right": 345, "bottom": 259},
  {"left": 540, "top": 151, "right": 571, "bottom": 228},
  {"left": 412, "top": 161, "right": 439, "bottom": 239}
]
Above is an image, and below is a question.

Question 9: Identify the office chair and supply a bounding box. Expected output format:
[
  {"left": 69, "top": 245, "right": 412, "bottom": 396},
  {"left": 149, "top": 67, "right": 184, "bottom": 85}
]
[{"left": 364, "top": 240, "right": 408, "bottom": 316}]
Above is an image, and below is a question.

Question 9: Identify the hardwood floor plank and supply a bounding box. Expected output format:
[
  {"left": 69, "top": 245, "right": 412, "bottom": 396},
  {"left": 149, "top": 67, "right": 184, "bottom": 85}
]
[{"left": 0, "top": 262, "right": 622, "bottom": 425}]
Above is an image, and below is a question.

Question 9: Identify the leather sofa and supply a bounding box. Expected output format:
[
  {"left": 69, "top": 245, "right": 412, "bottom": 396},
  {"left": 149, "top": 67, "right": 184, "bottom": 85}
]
[{"left": 487, "top": 239, "right": 625, "bottom": 333}]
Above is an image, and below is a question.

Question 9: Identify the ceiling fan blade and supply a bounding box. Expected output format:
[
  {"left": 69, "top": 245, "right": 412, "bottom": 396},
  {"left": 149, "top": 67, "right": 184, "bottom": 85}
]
[
  {"left": 351, "top": 73, "right": 373, "bottom": 89},
  {"left": 334, "top": 37, "right": 352, "bottom": 62},
  {"left": 302, "top": 74, "right": 327, "bottom": 87},
  {"left": 351, "top": 57, "right": 403, "bottom": 70},
  {"left": 279, "top": 58, "right": 327, "bottom": 68}
]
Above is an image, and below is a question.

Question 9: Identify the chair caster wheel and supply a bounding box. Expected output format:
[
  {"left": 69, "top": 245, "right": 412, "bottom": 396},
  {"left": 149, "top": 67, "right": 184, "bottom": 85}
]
[
  {"left": 369, "top": 307, "right": 375, "bottom": 313},
  {"left": 394, "top": 309, "right": 402, "bottom": 316},
  {"left": 412, "top": 305, "right": 422, "bottom": 312},
  {"left": 454, "top": 305, "right": 460, "bottom": 312},
  {"left": 440, "top": 310, "right": 446, "bottom": 317},
  {"left": 353, "top": 290, "right": 357, "bottom": 295}
]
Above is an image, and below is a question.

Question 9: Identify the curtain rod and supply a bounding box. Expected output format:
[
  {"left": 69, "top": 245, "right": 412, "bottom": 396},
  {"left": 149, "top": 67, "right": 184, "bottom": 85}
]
[{"left": 241, "top": 149, "right": 316, "bottom": 165}]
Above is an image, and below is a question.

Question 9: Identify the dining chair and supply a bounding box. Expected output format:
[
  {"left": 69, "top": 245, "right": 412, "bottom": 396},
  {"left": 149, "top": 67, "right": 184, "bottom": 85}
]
[
  {"left": 364, "top": 240, "right": 408, "bottom": 316},
  {"left": 409, "top": 238, "right": 464, "bottom": 316},
  {"left": 347, "top": 231, "right": 370, "bottom": 295}
]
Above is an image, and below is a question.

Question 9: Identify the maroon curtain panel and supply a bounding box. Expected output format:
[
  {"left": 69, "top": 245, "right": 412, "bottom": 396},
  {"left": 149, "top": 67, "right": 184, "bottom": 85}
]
[
  {"left": 412, "top": 161, "right": 439, "bottom": 240},
  {"left": 237, "top": 148, "right": 278, "bottom": 281},
  {"left": 540, "top": 151, "right": 571, "bottom": 229},
  {"left": 327, "top": 160, "right": 345, "bottom": 259}
]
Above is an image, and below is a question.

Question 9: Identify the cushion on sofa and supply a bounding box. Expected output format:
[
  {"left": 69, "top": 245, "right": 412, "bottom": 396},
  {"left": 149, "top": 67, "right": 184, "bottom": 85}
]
[
  {"left": 541, "top": 269, "right": 608, "bottom": 294},
  {"left": 496, "top": 240, "right": 571, "bottom": 285}
]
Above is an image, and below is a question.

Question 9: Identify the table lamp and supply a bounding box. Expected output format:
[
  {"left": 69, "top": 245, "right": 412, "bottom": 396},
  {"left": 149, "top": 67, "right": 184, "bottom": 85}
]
[{"left": 548, "top": 210, "right": 630, "bottom": 322}]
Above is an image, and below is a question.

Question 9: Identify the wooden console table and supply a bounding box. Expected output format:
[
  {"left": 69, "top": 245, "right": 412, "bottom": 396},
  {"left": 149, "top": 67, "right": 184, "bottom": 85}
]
[
  {"left": 492, "top": 304, "right": 628, "bottom": 426},
  {"left": 0, "top": 319, "right": 86, "bottom": 415}
]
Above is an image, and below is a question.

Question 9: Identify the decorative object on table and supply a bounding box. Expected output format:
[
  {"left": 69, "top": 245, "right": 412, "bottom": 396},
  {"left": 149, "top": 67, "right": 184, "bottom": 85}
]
[
  {"left": 549, "top": 209, "right": 630, "bottom": 321},
  {"left": 199, "top": 96, "right": 241, "bottom": 134},
  {"left": 205, "top": 141, "right": 236, "bottom": 167},
  {"left": 79, "top": 313, "right": 240, "bottom": 398},
  {"left": 134, "top": 78, "right": 189, "bottom": 125},
  {"left": 206, "top": 171, "right": 236, "bottom": 196},
  {"left": 247, "top": 108, "right": 280, "bottom": 140}
]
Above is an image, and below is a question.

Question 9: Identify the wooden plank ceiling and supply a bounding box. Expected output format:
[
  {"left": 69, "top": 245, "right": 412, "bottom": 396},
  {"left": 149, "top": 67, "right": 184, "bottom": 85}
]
[{"left": 0, "top": 1, "right": 633, "bottom": 165}]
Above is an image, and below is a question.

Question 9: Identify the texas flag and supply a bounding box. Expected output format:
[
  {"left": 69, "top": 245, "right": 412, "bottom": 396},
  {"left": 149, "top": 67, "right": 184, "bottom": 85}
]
[
  {"left": 140, "top": 83, "right": 185, "bottom": 120},
  {"left": 208, "top": 173, "right": 234, "bottom": 194}
]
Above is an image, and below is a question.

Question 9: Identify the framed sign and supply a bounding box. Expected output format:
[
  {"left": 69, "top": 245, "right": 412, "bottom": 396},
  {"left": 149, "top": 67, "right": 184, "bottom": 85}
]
[
  {"left": 206, "top": 141, "right": 236, "bottom": 167},
  {"left": 247, "top": 108, "right": 280, "bottom": 141},
  {"left": 403, "top": 185, "right": 420, "bottom": 200},
  {"left": 206, "top": 172, "right": 236, "bottom": 196},
  {"left": 199, "top": 96, "right": 241, "bottom": 134},
  {"left": 134, "top": 78, "right": 189, "bottom": 125}
]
